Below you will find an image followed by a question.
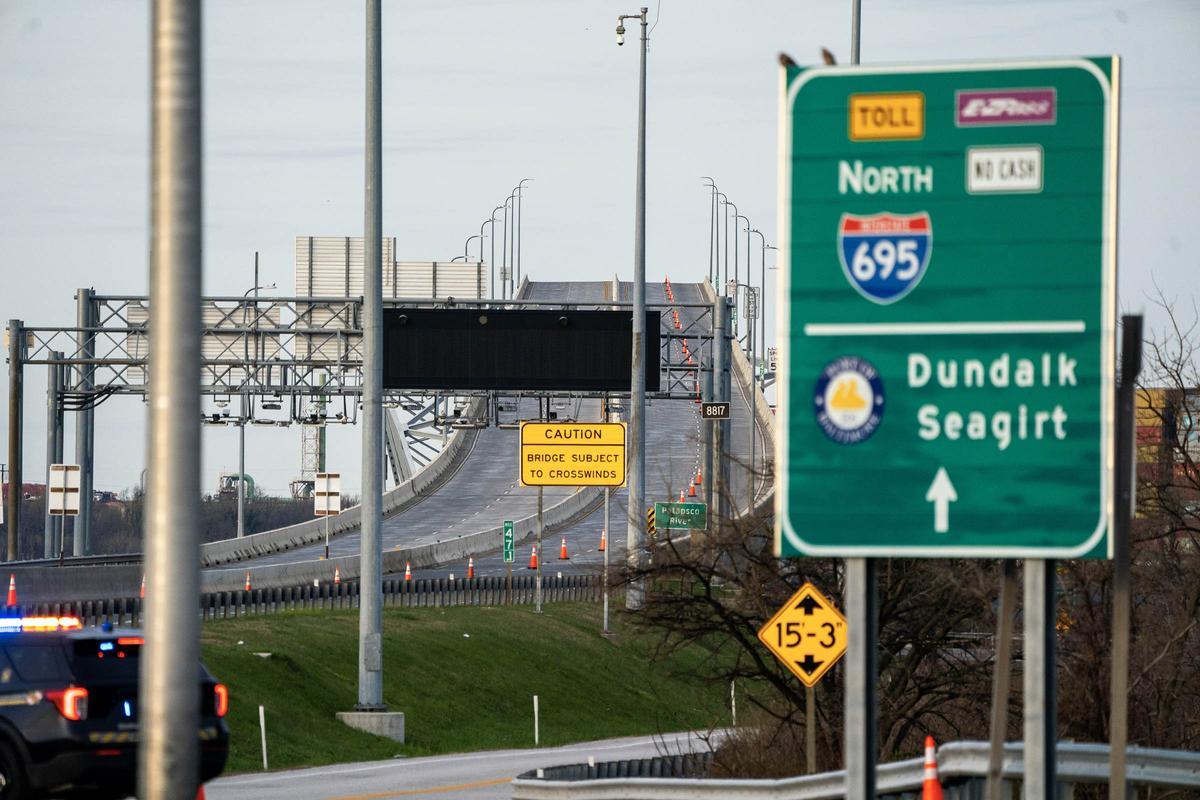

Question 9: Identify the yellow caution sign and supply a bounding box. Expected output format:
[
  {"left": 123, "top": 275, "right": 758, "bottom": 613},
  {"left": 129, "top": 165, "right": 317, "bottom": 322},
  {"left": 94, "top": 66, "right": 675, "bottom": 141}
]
[
  {"left": 519, "top": 422, "right": 626, "bottom": 487},
  {"left": 849, "top": 92, "right": 924, "bottom": 141},
  {"left": 757, "top": 582, "right": 848, "bottom": 687}
]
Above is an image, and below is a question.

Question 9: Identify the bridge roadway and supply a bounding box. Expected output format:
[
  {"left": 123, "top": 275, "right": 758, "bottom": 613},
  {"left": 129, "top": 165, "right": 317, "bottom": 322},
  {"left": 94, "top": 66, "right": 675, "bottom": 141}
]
[{"left": 206, "top": 279, "right": 766, "bottom": 583}]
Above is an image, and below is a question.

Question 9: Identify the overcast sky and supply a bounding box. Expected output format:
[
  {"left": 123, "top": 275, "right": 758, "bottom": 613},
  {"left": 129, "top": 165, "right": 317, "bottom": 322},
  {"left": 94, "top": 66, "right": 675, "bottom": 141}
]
[{"left": 1, "top": 0, "right": 1197, "bottom": 497}]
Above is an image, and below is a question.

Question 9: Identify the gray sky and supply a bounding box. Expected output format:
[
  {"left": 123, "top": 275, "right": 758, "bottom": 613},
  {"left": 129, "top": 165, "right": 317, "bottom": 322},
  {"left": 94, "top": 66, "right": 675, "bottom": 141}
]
[{"left": 1, "top": 0, "right": 1197, "bottom": 496}]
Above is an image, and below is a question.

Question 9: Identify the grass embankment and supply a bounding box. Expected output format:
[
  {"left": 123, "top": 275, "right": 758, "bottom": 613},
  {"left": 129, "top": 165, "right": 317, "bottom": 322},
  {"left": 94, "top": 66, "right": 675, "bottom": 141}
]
[{"left": 202, "top": 603, "right": 728, "bottom": 774}]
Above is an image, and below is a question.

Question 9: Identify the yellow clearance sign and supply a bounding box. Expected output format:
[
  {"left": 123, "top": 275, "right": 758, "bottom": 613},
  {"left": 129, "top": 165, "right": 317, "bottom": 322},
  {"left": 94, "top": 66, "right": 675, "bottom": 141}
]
[
  {"left": 519, "top": 422, "right": 627, "bottom": 487},
  {"left": 849, "top": 92, "right": 924, "bottom": 140},
  {"left": 757, "top": 582, "right": 848, "bottom": 687}
]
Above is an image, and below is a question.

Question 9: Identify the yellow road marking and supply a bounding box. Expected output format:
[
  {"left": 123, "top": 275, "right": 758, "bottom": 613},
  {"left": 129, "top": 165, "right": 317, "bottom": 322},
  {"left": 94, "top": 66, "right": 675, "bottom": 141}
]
[{"left": 325, "top": 775, "right": 512, "bottom": 800}]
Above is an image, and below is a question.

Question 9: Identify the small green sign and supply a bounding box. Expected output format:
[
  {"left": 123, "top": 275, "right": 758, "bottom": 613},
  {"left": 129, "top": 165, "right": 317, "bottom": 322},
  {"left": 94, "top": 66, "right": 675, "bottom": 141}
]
[
  {"left": 654, "top": 502, "right": 707, "bottom": 530},
  {"left": 502, "top": 520, "right": 515, "bottom": 563}
]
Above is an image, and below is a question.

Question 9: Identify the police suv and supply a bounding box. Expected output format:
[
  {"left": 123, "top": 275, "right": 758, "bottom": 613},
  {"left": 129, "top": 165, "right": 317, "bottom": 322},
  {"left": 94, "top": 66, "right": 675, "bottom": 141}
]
[{"left": 0, "top": 616, "right": 228, "bottom": 799}]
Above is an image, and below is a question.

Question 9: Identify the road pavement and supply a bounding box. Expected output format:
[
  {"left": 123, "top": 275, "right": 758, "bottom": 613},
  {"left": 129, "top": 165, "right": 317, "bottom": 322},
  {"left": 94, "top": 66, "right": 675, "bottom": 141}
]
[
  {"left": 204, "top": 731, "right": 716, "bottom": 800},
  {"left": 206, "top": 279, "right": 766, "bottom": 581}
]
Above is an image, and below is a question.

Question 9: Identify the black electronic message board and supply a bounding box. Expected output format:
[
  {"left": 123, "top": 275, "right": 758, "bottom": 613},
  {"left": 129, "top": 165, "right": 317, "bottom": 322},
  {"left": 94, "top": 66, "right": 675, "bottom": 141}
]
[{"left": 382, "top": 308, "right": 661, "bottom": 392}]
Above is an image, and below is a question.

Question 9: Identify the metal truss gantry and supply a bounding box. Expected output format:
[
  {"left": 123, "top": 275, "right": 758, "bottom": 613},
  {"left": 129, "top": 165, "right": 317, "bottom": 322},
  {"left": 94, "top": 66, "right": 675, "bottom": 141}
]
[{"left": 5, "top": 289, "right": 718, "bottom": 555}]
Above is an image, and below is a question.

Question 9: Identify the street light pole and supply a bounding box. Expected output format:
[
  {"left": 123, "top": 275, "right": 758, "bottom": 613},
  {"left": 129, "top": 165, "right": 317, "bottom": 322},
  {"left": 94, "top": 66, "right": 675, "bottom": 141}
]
[
  {"left": 140, "top": 0, "right": 203, "bottom": 794},
  {"left": 516, "top": 178, "right": 532, "bottom": 287},
  {"left": 720, "top": 197, "right": 736, "bottom": 295},
  {"left": 616, "top": 6, "right": 649, "bottom": 610},
  {"left": 490, "top": 205, "right": 503, "bottom": 299},
  {"left": 701, "top": 177, "right": 717, "bottom": 285},
  {"left": 506, "top": 188, "right": 519, "bottom": 296},
  {"left": 735, "top": 213, "right": 750, "bottom": 339},
  {"left": 464, "top": 234, "right": 481, "bottom": 261},
  {"left": 357, "top": 0, "right": 385, "bottom": 713}
]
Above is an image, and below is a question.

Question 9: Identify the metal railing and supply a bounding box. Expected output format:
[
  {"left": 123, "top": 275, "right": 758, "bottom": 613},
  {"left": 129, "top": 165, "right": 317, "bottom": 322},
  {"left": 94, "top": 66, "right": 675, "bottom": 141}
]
[
  {"left": 13, "top": 574, "right": 603, "bottom": 629},
  {"left": 511, "top": 740, "right": 1200, "bottom": 799}
]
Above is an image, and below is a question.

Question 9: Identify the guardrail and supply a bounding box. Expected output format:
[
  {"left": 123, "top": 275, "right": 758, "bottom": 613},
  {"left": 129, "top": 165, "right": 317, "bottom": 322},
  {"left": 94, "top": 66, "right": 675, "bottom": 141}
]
[
  {"left": 511, "top": 740, "right": 1200, "bottom": 799},
  {"left": 13, "top": 574, "right": 602, "bottom": 629}
]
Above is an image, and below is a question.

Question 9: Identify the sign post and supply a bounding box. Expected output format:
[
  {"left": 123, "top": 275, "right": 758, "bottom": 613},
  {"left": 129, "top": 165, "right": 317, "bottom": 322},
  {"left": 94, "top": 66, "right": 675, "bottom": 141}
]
[
  {"left": 776, "top": 58, "right": 1119, "bottom": 800},
  {"left": 315, "top": 472, "right": 341, "bottom": 561}
]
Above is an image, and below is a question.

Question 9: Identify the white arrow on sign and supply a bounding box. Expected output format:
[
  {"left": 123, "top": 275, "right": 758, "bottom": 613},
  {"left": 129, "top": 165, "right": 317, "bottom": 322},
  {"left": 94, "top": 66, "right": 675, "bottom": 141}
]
[{"left": 924, "top": 467, "right": 958, "bottom": 534}]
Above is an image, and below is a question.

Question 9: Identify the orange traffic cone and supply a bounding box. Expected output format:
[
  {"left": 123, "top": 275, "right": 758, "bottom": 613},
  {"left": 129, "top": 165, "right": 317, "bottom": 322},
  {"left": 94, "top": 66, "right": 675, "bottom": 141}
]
[
  {"left": 922, "top": 735, "right": 943, "bottom": 800},
  {"left": 696, "top": 468, "right": 703, "bottom": 484},
  {"left": 467, "top": 557, "right": 475, "bottom": 579},
  {"left": 404, "top": 562, "right": 412, "bottom": 581},
  {"left": 598, "top": 529, "right": 607, "bottom": 552},
  {"left": 244, "top": 572, "right": 251, "bottom": 591},
  {"left": 679, "top": 489, "right": 686, "bottom": 502},
  {"left": 688, "top": 481, "right": 696, "bottom": 498},
  {"left": 334, "top": 566, "right": 341, "bottom": 585},
  {"left": 528, "top": 546, "right": 539, "bottom": 570},
  {"left": 559, "top": 537, "right": 569, "bottom": 560},
  {"left": 5, "top": 575, "right": 15, "bottom": 608},
  {"left": 139, "top": 575, "right": 146, "bottom": 599}
]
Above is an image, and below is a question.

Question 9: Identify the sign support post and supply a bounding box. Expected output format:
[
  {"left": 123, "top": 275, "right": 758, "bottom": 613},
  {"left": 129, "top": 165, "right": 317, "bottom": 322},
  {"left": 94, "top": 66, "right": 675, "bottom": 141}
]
[
  {"left": 1024, "top": 558, "right": 1057, "bottom": 800},
  {"left": 985, "top": 558, "right": 1019, "bottom": 800},
  {"left": 535, "top": 486, "right": 543, "bottom": 614},
  {"left": 806, "top": 685, "right": 816, "bottom": 774},
  {"left": 844, "top": 558, "right": 877, "bottom": 800},
  {"left": 603, "top": 487, "right": 610, "bottom": 633},
  {"left": 1110, "top": 315, "right": 1142, "bottom": 798}
]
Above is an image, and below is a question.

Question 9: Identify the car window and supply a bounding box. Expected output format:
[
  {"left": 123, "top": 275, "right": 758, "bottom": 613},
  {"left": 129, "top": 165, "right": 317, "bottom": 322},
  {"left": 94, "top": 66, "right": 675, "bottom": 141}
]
[
  {"left": 5, "top": 644, "right": 71, "bottom": 682},
  {"left": 70, "top": 638, "right": 141, "bottom": 680}
]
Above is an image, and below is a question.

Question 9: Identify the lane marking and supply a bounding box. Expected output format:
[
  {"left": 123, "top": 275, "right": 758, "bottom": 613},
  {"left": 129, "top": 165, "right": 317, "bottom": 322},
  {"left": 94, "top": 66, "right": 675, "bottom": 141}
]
[{"left": 324, "top": 776, "right": 512, "bottom": 800}]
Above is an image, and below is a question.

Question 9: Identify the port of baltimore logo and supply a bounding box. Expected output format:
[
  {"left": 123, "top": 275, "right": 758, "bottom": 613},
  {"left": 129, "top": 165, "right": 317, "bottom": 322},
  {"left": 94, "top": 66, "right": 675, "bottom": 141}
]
[
  {"left": 813, "top": 356, "right": 885, "bottom": 444},
  {"left": 837, "top": 212, "right": 932, "bottom": 304}
]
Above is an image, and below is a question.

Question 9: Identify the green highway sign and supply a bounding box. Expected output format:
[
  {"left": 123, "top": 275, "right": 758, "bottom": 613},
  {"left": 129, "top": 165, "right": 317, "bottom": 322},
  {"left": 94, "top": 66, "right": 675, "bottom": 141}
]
[
  {"left": 775, "top": 58, "right": 1117, "bottom": 559},
  {"left": 654, "top": 502, "right": 708, "bottom": 530},
  {"left": 503, "top": 520, "right": 515, "bottom": 564}
]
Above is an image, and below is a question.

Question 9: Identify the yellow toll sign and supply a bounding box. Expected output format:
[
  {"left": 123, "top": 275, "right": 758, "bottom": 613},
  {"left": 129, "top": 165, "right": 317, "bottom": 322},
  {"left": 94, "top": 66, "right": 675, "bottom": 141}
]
[
  {"left": 757, "top": 582, "right": 847, "bottom": 687},
  {"left": 519, "top": 422, "right": 626, "bottom": 488},
  {"left": 848, "top": 92, "right": 925, "bottom": 141}
]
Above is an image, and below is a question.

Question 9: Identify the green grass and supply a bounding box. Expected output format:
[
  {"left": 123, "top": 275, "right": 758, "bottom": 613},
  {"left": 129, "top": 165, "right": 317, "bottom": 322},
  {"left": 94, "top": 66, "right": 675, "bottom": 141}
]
[{"left": 201, "top": 603, "right": 729, "bottom": 774}]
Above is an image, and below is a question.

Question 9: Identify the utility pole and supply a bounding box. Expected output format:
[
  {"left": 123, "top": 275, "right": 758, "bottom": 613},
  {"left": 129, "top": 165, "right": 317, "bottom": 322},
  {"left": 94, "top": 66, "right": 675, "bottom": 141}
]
[
  {"left": 6, "top": 319, "right": 22, "bottom": 561},
  {"left": 74, "top": 288, "right": 95, "bottom": 555},
  {"left": 357, "top": 0, "right": 385, "bottom": 713},
  {"left": 843, "top": 18, "right": 878, "bottom": 800},
  {"left": 139, "top": 0, "right": 203, "bottom": 794},
  {"left": 616, "top": 6, "right": 649, "bottom": 610}
]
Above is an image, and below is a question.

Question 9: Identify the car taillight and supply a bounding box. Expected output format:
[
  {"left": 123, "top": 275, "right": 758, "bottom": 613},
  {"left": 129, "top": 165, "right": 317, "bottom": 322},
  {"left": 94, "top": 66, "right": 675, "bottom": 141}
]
[
  {"left": 213, "top": 683, "right": 228, "bottom": 718},
  {"left": 46, "top": 687, "right": 88, "bottom": 721}
]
